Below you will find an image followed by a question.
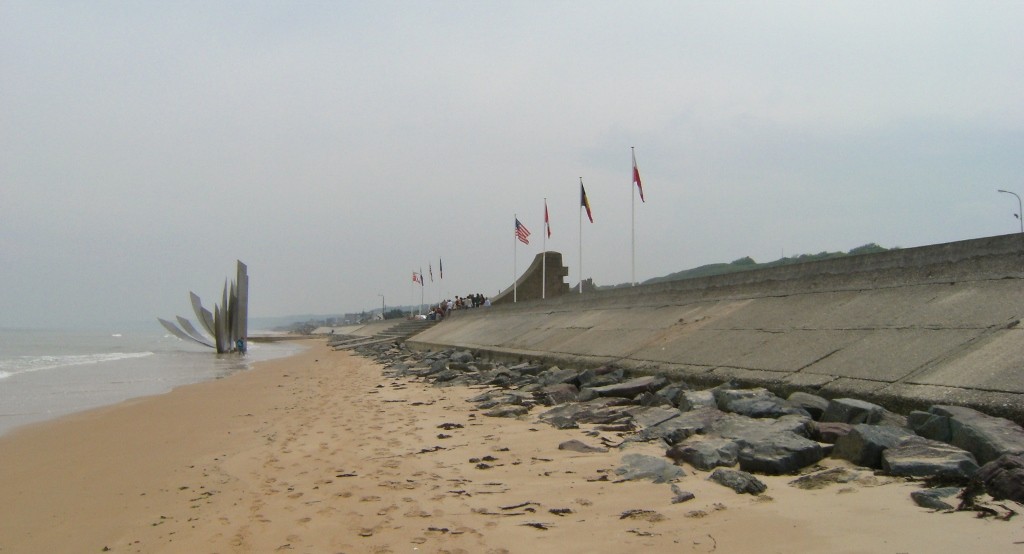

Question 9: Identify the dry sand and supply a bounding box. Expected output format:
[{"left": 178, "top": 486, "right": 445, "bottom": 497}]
[{"left": 2, "top": 341, "right": 1022, "bottom": 553}]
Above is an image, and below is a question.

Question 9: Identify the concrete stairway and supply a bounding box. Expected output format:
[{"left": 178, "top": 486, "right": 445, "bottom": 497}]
[{"left": 328, "top": 318, "right": 438, "bottom": 350}]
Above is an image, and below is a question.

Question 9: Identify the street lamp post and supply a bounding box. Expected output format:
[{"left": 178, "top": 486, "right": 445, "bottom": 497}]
[
  {"left": 378, "top": 294, "right": 385, "bottom": 320},
  {"left": 998, "top": 189, "right": 1024, "bottom": 233}
]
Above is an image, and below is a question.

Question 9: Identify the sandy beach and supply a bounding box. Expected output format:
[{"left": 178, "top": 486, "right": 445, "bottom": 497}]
[{"left": 2, "top": 340, "right": 1022, "bottom": 553}]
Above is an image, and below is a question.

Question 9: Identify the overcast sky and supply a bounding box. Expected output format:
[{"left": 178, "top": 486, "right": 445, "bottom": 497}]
[{"left": 2, "top": 1, "right": 1023, "bottom": 329}]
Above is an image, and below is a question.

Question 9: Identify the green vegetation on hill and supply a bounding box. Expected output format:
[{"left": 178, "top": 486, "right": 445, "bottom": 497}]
[{"left": 602, "top": 243, "right": 892, "bottom": 289}]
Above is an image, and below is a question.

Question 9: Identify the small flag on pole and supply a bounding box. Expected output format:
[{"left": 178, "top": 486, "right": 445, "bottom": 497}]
[
  {"left": 429, "top": 263, "right": 434, "bottom": 282},
  {"left": 580, "top": 180, "right": 594, "bottom": 223},
  {"left": 515, "top": 218, "right": 531, "bottom": 245},
  {"left": 412, "top": 272, "right": 420, "bottom": 284},
  {"left": 544, "top": 199, "right": 552, "bottom": 238},
  {"left": 632, "top": 148, "right": 645, "bottom": 202},
  {"left": 419, "top": 267, "right": 424, "bottom": 286},
  {"left": 439, "top": 258, "right": 443, "bottom": 279}
]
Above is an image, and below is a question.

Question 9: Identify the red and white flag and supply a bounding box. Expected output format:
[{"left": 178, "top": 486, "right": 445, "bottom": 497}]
[
  {"left": 544, "top": 200, "right": 552, "bottom": 238},
  {"left": 412, "top": 272, "right": 420, "bottom": 284},
  {"left": 515, "top": 218, "right": 531, "bottom": 245},
  {"left": 633, "top": 148, "right": 645, "bottom": 202}
]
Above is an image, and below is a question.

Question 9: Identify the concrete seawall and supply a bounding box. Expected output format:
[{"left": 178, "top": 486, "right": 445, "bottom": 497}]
[{"left": 407, "top": 233, "right": 1024, "bottom": 423}]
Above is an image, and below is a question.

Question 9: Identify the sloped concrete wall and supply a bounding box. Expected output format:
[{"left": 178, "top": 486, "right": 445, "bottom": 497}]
[{"left": 407, "top": 233, "right": 1024, "bottom": 422}]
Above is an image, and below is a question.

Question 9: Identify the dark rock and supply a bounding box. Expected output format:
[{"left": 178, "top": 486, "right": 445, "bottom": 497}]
[
  {"left": 881, "top": 437, "right": 979, "bottom": 480},
  {"left": 576, "top": 387, "right": 599, "bottom": 402},
  {"left": 736, "top": 432, "right": 824, "bottom": 475},
  {"left": 577, "top": 366, "right": 625, "bottom": 387},
  {"left": 907, "top": 410, "right": 952, "bottom": 443},
  {"left": 537, "top": 398, "right": 632, "bottom": 427},
  {"left": 971, "top": 454, "right": 1024, "bottom": 503},
  {"left": 614, "top": 453, "right": 685, "bottom": 483},
  {"left": 677, "top": 390, "right": 717, "bottom": 412},
  {"left": 484, "top": 405, "right": 529, "bottom": 418},
  {"left": 545, "top": 415, "right": 579, "bottom": 430},
  {"left": 632, "top": 407, "right": 728, "bottom": 445},
  {"left": 788, "top": 467, "right": 862, "bottom": 489},
  {"left": 712, "top": 387, "right": 775, "bottom": 411},
  {"left": 655, "top": 383, "right": 687, "bottom": 407},
  {"left": 425, "top": 359, "right": 448, "bottom": 375},
  {"left": 508, "top": 362, "right": 545, "bottom": 376},
  {"left": 537, "top": 367, "right": 582, "bottom": 387},
  {"left": 627, "top": 406, "right": 682, "bottom": 429},
  {"left": 666, "top": 438, "right": 740, "bottom": 471},
  {"left": 926, "top": 405, "right": 1024, "bottom": 465},
  {"left": 537, "top": 383, "right": 579, "bottom": 406},
  {"left": 432, "top": 369, "right": 463, "bottom": 383},
  {"left": 808, "top": 421, "right": 853, "bottom": 443},
  {"left": 821, "top": 398, "right": 887, "bottom": 424},
  {"left": 724, "top": 397, "right": 811, "bottom": 419},
  {"left": 831, "top": 424, "right": 917, "bottom": 469},
  {"left": 670, "top": 483, "right": 695, "bottom": 503},
  {"left": 590, "top": 375, "right": 670, "bottom": 399},
  {"left": 707, "top": 413, "right": 812, "bottom": 441},
  {"left": 558, "top": 439, "right": 608, "bottom": 453},
  {"left": 636, "top": 391, "right": 673, "bottom": 407},
  {"left": 708, "top": 468, "right": 767, "bottom": 495},
  {"left": 910, "top": 487, "right": 960, "bottom": 511},
  {"left": 787, "top": 391, "right": 831, "bottom": 420}
]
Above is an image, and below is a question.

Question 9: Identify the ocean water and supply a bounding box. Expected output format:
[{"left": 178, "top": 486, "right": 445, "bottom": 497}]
[{"left": 0, "top": 327, "right": 307, "bottom": 437}]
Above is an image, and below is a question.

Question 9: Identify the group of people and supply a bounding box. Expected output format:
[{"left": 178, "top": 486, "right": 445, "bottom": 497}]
[{"left": 427, "top": 293, "right": 490, "bottom": 321}]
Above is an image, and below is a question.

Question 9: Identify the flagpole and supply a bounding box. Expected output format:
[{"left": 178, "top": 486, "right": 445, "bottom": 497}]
[
  {"left": 631, "top": 146, "right": 636, "bottom": 287},
  {"left": 513, "top": 214, "right": 518, "bottom": 303},
  {"left": 579, "top": 178, "right": 583, "bottom": 294},
  {"left": 542, "top": 198, "right": 547, "bottom": 300}
]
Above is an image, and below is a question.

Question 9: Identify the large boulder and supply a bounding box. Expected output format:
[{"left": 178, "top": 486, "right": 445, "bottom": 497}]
[
  {"left": 666, "top": 438, "right": 740, "bottom": 471},
  {"left": 736, "top": 432, "right": 824, "bottom": 475},
  {"left": 577, "top": 366, "right": 625, "bottom": 388},
  {"left": 677, "top": 390, "right": 717, "bottom": 412},
  {"left": 589, "top": 375, "right": 670, "bottom": 399},
  {"left": 536, "top": 383, "right": 579, "bottom": 406},
  {"left": 808, "top": 421, "right": 854, "bottom": 443},
  {"left": 881, "top": 437, "right": 979, "bottom": 480},
  {"left": 538, "top": 398, "right": 633, "bottom": 427},
  {"left": 707, "top": 413, "right": 812, "bottom": 441},
  {"left": 631, "top": 407, "right": 728, "bottom": 445},
  {"left": 537, "top": 367, "right": 583, "bottom": 387},
  {"left": 913, "top": 405, "right": 1024, "bottom": 465},
  {"left": 627, "top": 406, "right": 682, "bottom": 429},
  {"left": 970, "top": 454, "right": 1024, "bottom": 503},
  {"left": 787, "top": 392, "right": 831, "bottom": 420},
  {"left": 823, "top": 397, "right": 888, "bottom": 423},
  {"left": 831, "top": 424, "right": 917, "bottom": 469},
  {"left": 614, "top": 453, "right": 685, "bottom": 483}
]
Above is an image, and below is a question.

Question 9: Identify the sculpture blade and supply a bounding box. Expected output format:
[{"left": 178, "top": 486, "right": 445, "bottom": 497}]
[
  {"left": 190, "top": 292, "right": 216, "bottom": 337},
  {"left": 175, "top": 316, "right": 215, "bottom": 348},
  {"left": 158, "top": 318, "right": 214, "bottom": 349}
]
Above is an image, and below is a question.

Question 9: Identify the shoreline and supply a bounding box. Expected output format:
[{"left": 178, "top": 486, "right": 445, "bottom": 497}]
[{"left": 2, "top": 340, "right": 1022, "bottom": 552}]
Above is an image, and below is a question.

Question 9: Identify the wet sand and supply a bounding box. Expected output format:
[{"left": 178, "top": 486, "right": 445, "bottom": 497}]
[{"left": 1, "top": 341, "right": 1022, "bottom": 553}]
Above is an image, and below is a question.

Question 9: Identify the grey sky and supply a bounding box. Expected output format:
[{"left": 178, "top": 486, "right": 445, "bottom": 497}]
[{"left": 2, "top": 1, "right": 1022, "bottom": 329}]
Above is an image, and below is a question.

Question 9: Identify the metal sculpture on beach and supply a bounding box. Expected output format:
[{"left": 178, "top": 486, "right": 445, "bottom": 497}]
[{"left": 158, "top": 260, "right": 248, "bottom": 353}]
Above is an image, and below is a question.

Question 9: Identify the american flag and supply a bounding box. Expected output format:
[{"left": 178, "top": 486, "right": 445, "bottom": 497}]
[{"left": 515, "top": 218, "right": 531, "bottom": 245}]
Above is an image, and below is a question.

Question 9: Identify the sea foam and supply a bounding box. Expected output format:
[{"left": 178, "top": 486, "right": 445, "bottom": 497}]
[{"left": 0, "top": 351, "right": 154, "bottom": 379}]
